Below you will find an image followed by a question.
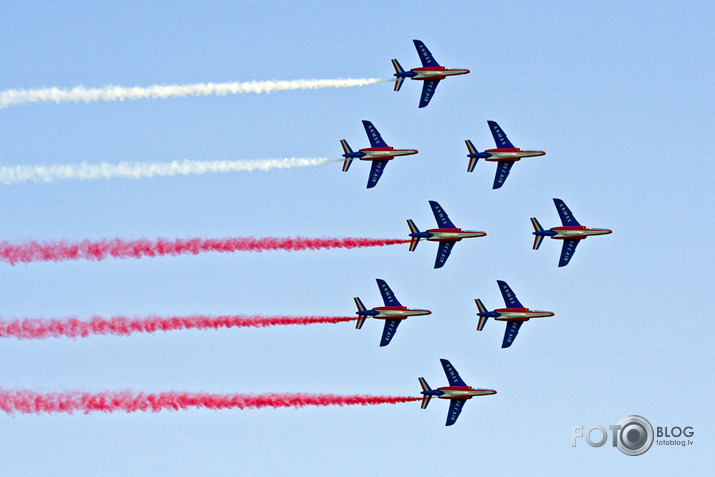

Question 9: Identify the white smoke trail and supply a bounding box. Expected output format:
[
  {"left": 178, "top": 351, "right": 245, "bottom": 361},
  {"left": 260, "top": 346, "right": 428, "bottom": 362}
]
[
  {"left": 0, "top": 78, "right": 389, "bottom": 109},
  {"left": 0, "top": 158, "right": 337, "bottom": 184}
]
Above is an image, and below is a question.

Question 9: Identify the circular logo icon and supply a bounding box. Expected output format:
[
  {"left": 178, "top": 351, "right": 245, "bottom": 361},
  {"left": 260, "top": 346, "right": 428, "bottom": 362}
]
[{"left": 615, "top": 415, "right": 654, "bottom": 456}]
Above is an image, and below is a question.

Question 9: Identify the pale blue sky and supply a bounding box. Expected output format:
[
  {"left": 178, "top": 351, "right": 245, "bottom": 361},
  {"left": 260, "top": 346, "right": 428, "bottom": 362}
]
[{"left": 0, "top": 1, "right": 712, "bottom": 475}]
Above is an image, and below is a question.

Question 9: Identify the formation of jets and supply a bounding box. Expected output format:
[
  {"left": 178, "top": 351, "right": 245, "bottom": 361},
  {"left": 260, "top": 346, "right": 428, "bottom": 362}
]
[{"left": 337, "top": 40, "right": 611, "bottom": 426}]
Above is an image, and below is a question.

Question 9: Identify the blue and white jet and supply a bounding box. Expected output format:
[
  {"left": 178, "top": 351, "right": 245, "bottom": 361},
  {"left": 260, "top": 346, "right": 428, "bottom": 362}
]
[
  {"left": 392, "top": 40, "right": 470, "bottom": 108},
  {"left": 341, "top": 120, "right": 418, "bottom": 188},
  {"left": 465, "top": 120, "right": 546, "bottom": 189},
  {"left": 354, "top": 279, "right": 431, "bottom": 347},
  {"left": 419, "top": 359, "right": 497, "bottom": 426},
  {"left": 531, "top": 198, "right": 612, "bottom": 267},
  {"left": 475, "top": 280, "right": 555, "bottom": 348},
  {"left": 407, "top": 200, "right": 487, "bottom": 268}
]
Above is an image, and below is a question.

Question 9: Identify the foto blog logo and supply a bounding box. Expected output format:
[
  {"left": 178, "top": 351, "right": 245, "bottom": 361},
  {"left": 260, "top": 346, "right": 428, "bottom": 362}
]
[
  {"left": 572, "top": 415, "right": 694, "bottom": 456},
  {"left": 573, "top": 415, "right": 652, "bottom": 456}
]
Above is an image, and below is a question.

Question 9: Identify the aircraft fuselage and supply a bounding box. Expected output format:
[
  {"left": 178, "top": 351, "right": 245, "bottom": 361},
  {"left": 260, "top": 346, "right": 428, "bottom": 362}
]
[
  {"left": 358, "top": 146, "right": 419, "bottom": 160},
  {"left": 369, "top": 306, "right": 431, "bottom": 320},
  {"left": 493, "top": 307, "right": 555, "bottom": 321},
  {"left": 549, "top": 226, "right": 613, "bottom": 239},
  {"left": 410, "top": 66, "right": 470, "bottom": 80},
  {"left": 436, "top": 386, "right": 497, "bottom": 399},
  {"left": 424, "top": 227, "right": 487, "bottom": 241},
  {"left": 484, "top": 148, "right": 546, "bottom": 161}
]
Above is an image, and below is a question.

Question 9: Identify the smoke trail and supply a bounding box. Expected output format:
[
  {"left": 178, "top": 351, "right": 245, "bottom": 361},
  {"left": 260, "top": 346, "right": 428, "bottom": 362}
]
[
  {"left": 0, "top": 158, "right": 336, "bottom": 185},
  {"left": 0, "top": 390, "right": 421, "bottom": 415},
  {"left": 0, "top": 78, "right": 389, "bottom": 109},
  {"left": 0, "top": 237, "right": 409, "bottom": 266},
  {"left": 0, "top": 314, "right": 358, "bottom": 340}
]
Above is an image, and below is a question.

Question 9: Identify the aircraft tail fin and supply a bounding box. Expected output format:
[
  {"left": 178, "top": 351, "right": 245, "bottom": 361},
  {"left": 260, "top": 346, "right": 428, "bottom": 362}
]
[
  {"left": 391, "top": 59, "right": 406, "bottom": 91},
  {"left": 340, "top": 140, "right": 354, "bottom": 172},
  {"left": 475, "top": 299, "right": 489, "bottom": 331},
  {"left": 407, "top": 219, "right": 420, "bottom": 251},
  {"left": 464, "top": 139, "right": 479, "bottom": 172},
  {"left": 465, "top": 140, "right": 479, "bottom": 172},
  {"left": 531, "top": 217, "right": 545, "bottom": 250},
  {"left": 418, "top": 377, "right": 432, "bottom": 409},
  {"left": 354, "top": 297, "right": 367, "bottom": 329}
]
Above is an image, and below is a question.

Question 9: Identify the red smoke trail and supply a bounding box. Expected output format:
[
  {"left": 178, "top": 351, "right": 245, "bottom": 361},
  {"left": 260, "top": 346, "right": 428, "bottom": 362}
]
[
  {"left": 0, "top": 237, "right": 410, "bottom": 265},
  {"left": 0, "top": 314, "right": 358, "bottom": 340},
  {"left": 0, "top": 390, "right": 421, "bottom": 415}
]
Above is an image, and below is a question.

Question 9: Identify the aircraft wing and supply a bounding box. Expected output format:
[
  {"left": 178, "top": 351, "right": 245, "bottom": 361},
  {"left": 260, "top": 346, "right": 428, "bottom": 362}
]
[
  {"left": 487, "top": 121, "right": 515, "bottom": 148},
  {"left": 413, "top": 40, "right": 440, "bottom": 67},
  {"left": 558, "top": 239, "right": 580, "bottom": 267},
  {"left": 445, "top": 398, "right": 467, "bottom": 426},
  {"left": 428, "top": 200, "right": 456, "bottom": 228},
  {"left": 440, "top": 359, "right": 467, "bottom": 386},
  {"left": 492, "top": 160, "right": 515, "bottom": 189},
  {"left": 379, "top": 319, "right": 401, "bottom": 347},
  {"left": 496, "top": 280, "right": 523, "bottom": 308},
  {"left": 376, "top": 279, "right": 401, "bottom": 306},
  {"left": 418, "top": 80, "right": 440, "bottom": 108},
  {"left": 553, "top": 198, "right": 581, "bottom": 226},
  {"left": 366, "top": 160, "right": 388, "bottom": 189},
  {"left": 362, "top": 120, "right": 388, "bottom": 148},
  {"left": 502, "top": 320, "right": 524, "bottom": 348},
  {"left": 434, "top": 240, "right": 455, "bottom": 269}
]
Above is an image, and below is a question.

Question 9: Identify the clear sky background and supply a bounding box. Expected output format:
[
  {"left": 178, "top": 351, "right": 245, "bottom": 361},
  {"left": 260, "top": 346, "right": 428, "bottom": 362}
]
[{"left": 0, "top": 1, "right": 712, "bottom": 475}]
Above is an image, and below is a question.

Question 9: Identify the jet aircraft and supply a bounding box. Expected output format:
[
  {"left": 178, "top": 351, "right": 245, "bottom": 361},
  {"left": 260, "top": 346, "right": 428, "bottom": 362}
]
[
  {"left": 475, "top": 280, "right": 555, "bottom": 348},
  {"left": 531, "top": 198, "right": 612, "bottom": 267},
  {"left": 465, "top": 120, "right": 546, "bottom": 189},
  {"left": 341, "top": 120, "right": 418, "bottom": 188},
  {"left": 392, "top": 40, "right": 470, "bottom": 108},
  {"left": 419, "top": 359, "right": 497, "bottom": 426},
  {"left": 407, "top": 200, "right": 487, "bottom": 268},
  {"left": 354, "top": 279, "right": 431, "bottom": 347}
]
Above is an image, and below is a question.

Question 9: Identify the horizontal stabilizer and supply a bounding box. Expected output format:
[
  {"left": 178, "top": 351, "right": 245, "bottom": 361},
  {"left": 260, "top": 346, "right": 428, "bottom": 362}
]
[
  {"left": 391, "top": 59, "right": 406, "bottom": 91},
  {"left": 409, "top": 237, "right": 419, "bottom": 252},
  {"left": 340, "top": 140, "right": 353, "bottom": 172},
  {"left": 407, "top": 219, "right": 420, "bottom": 251},
  {"left": 394, "top": 76, "right": 405, "bottom": 92},
  {"left": 354, "top": 297, "right": 366, "bottom": 312},
  {"left": 407, "top": 219, "right": 419, "bottom": 234},
  {"left": 465, "top": 140, "right": 479, "bottom": 172},
  {"left": 420, "top": 395, "right": 432, "bottom": 409},
  {"left": 418, "top": 377, "right": 431, "bottom": 392}
]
